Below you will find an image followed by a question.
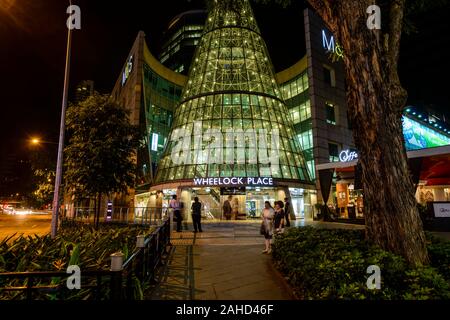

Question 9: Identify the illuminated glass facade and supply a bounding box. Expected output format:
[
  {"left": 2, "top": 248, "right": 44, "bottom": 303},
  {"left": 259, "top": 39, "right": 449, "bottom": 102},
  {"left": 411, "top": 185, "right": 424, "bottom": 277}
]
[
  {"left": 159, "top": 10, "right": 207, "bottom": 74},
  {"left": 155, "top": 0, "right": 311, "bottom": 185},
  {"left": 138, "top": 63, "right": 184, "bottom": 186},
  {"left": 279, "top": 72, "right": 315, "bottom": 180}
]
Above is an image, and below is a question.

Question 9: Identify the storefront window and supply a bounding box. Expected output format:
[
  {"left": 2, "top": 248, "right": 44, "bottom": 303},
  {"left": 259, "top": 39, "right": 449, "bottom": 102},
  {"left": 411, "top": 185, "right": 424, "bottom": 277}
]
[
  {"left": 246, "top": 188, "right": 277, "bottom": 218},
  {"left": 289, "top": 188, "right": 315, "bottom": 220}
]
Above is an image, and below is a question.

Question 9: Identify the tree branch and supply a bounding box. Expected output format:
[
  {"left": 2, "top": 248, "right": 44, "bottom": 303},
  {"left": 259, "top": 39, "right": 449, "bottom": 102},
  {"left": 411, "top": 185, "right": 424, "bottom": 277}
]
[
  {"left": 306, "top": 0, "right": 339, "bottom": 32},
  {"left": 387, "top": 0, "right": 405, "bottom": 79}
]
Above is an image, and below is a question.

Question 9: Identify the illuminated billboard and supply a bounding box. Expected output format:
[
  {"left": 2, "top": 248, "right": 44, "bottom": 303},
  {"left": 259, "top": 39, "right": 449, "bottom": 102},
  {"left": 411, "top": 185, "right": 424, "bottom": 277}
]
[{"left": 403, "top": 116, "right": 450, "bottom": 150}]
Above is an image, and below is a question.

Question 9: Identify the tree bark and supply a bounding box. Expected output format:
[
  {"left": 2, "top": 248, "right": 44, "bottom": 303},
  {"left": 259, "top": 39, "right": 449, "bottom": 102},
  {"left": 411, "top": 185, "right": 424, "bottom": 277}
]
[{"left": 307, "top": 0, "right": 428, "bottom": 265}]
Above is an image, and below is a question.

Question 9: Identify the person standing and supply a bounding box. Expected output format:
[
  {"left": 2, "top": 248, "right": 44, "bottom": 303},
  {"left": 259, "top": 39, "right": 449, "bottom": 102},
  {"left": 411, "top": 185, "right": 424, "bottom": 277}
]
[
  {"left": 191, "top": 197, "right": 203, "bottom": 233},
  {"left": 274, "top": 201, "right": 285, "bottom": 233},
  {"left": 223, "top": 195, "right": 232, "bottom": 220},
  {"left": 261, "top": 201, "right": 275, "bottom": 254},
  {"left": 169, "top": 195, "right": 182, "bottom": 232},
  {"left": 284, "top": 197, "right": 292, "bottom": 227}
]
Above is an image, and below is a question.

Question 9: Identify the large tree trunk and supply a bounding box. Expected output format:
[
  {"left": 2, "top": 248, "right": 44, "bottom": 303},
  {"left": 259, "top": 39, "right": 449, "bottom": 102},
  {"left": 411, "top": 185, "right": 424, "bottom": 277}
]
[{"left": 307, "top": 0, "right": 428, "bottom": 265}]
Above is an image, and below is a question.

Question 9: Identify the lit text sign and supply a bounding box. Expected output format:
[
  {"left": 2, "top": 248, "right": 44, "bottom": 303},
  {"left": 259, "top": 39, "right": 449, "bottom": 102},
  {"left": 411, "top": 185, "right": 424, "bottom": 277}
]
[
  {"left": 433, "top": 203, "right": 450, "bottom": 218},
  {"left": 193, "top": 177, "right": 274, "bottom": 187},
  {"left": 121, "top": 55, "right": 134, "bottom": 86},
  {"left": 322, "top": 29, "right": 344, "bottom": 59},
  {"left": 339, "top": 149, "right": 358, "bottom": 163}
]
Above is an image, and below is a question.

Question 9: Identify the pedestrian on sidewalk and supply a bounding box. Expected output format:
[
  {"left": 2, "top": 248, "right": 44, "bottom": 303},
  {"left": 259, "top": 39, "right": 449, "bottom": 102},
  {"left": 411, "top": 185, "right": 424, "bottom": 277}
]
[
  {"left": 191, "top": 197, "right": 203, "bottom": 233},
  {"left": 169, "top": 195, "right": 183, "bottom": 232},
  {"left": 261, "top": 201, "right": 274, "bottom": 254},
  {"left": 223, "top": 195, "right": 232, "bottom": 220},
  {"left": 274, "top": 201, "right": 285, "bottom": 233},
  {"left": 284, "top": 197, "right": 292, "bottom": 227}
]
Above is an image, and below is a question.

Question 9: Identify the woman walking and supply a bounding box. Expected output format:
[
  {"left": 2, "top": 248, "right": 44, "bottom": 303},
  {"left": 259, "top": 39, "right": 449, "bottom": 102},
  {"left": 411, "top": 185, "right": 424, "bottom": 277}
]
[{"left": 261, "top": 201, "right": 275, "bottom": 254}]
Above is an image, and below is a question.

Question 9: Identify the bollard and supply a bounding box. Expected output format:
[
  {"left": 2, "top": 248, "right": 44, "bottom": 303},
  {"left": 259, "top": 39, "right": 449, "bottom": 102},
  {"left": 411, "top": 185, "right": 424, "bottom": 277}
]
[
  {"left": 136, "top": 235, "right": 145, "bottom": 248},
  {"left": 110, "top": 251, "right": 124, "bottom": 300},
  {"left": 110, "top": 252, "right": 124, "bottom": 272}
]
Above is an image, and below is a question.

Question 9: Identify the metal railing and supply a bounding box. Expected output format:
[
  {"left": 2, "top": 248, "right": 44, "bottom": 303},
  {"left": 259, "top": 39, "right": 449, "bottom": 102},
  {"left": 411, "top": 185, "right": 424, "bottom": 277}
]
[
  {"left": 0, "top": 218, "right": 171, "bottom": 300},
  {"left": 65, "top": 206, "right": 169, "bottom": 225}
]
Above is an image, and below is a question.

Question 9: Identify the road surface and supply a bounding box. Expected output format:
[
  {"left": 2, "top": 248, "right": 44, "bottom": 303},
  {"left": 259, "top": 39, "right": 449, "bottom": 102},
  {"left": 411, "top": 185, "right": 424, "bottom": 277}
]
[{"left": 0, "top": 213, "right": 51, "bottom": 241}]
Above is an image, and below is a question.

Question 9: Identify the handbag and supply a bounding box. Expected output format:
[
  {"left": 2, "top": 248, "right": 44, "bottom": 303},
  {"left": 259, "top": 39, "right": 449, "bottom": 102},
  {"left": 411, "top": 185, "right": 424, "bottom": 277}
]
[{"left": 260, "top": 221, "right": 265, "bottom": 235}]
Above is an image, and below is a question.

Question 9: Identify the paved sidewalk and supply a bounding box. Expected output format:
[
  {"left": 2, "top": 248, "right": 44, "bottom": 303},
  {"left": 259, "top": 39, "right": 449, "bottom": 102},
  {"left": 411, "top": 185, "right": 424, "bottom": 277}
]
[
  {"left": 147, "top": 222, "right": 293, "bottom": 300},
  {"left": 147, "top": 219, "right": 450, "bottom": 300}
]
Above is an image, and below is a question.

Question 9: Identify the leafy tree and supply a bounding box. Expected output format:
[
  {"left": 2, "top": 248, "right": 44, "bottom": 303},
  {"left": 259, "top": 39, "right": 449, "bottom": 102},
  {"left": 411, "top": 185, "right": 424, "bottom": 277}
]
[
  {"left": 28, "top": 147, "right": 56, "bottom": 209},
  {"left": 32, "top": 169, "right": 55, "bottom": 208},
  {"left": 299, "top": 0, "right": 450, "bottom": 267},
  {"left": 205, "top": 0, "right": 448, "bottom": 265},
  {"left": 64, "top": 93, "right": 139, "bottom": 228}
]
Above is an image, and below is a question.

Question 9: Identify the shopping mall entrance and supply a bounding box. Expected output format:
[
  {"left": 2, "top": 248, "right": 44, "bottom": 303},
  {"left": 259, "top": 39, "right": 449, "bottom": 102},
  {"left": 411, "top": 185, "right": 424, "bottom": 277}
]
[{"left": 177, "top": 186, "right": 315, "bottom": 221}]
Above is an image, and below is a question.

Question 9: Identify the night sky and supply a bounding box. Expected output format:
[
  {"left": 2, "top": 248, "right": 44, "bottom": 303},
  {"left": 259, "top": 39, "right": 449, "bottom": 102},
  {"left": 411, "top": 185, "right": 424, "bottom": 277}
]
[{"left": 0, "top": 0, "right": 448, "bottom": 160}]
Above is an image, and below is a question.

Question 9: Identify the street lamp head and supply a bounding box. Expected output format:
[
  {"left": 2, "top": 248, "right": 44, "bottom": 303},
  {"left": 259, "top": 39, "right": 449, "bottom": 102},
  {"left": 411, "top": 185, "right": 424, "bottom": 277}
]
[{"left": 31, "top": 138, "right": 41, "bottom": 145}]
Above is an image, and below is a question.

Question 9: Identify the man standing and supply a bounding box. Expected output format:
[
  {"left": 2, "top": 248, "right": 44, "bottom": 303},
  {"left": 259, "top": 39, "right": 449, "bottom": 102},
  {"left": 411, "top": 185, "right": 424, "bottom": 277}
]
[
  {"left": 169, "top": 195, "right": 182, "bottom": 232},
  {"left": 223, "top": 195, "right": 232, "bottom": 220},
  {"left": 284, "top": 198, "right": 292, "bottom": 227},
  {"left": 191, "top": 197, "right": 203, "bottom": 233}
]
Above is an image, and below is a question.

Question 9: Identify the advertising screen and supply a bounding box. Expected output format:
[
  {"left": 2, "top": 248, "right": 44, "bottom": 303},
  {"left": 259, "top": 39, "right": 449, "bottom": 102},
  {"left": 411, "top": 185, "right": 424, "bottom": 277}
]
[{"left": 402, "top": 116, "right": 450, "bottom": 150}]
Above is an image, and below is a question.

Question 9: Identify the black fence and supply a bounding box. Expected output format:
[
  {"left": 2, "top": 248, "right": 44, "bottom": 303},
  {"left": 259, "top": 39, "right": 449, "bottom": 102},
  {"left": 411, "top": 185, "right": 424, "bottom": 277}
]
[
  {"left": 63, "top": 206, "right": 168, "bottom": 226},
  {"left": 0, "top": 218, "right": 171, "bottom": 300}
]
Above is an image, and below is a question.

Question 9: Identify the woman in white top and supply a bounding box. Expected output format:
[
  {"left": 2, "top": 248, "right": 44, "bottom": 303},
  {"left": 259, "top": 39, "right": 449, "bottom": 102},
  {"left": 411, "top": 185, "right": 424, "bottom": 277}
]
[{"left": 261, "top": 201, "right": 275, "bottom": 254}]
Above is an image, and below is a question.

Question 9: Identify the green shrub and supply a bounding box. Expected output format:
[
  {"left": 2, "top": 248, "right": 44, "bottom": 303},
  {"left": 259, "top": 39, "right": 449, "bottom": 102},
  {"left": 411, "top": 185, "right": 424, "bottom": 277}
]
[
  {"left": 0, "top": 223, "right": 155, "bottom": 300},
  {"left": 272, "top": 227, "right": 450, "bottom": 300}
]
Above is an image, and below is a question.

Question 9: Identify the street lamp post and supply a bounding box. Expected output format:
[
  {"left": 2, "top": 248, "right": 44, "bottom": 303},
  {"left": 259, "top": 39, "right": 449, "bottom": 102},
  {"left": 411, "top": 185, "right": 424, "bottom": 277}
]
[{"left": 51, "top": 3, "right": 73, "bottom": 239}]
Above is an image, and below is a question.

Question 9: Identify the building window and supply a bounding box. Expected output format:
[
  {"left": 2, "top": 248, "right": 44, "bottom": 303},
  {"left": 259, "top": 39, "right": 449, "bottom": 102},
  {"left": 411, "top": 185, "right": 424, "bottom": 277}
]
[
  {"left": 151, "top": 133, "right": 159, "bottom": 152},
  {"left": 326, "top": 102, "right": 336, "bottom": 125},
  {"left": 307, "top": 160, "right": 316, "bottom": 180},
  {"left": 280, "top": 71, "right": 309, "bottom": 101},
  {"left": 328, "top": 143, "right": 340, "bottom": 162},
  {"left": 323, "top": 65, "right": 336, "bottom": 87},
  {"left": 297, "top": 130, "right": 313, "bottom": 151}
]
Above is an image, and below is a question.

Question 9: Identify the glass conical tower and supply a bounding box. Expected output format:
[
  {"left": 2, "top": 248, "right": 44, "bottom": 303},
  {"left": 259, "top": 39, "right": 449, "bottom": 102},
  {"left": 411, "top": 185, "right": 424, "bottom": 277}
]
[{"left": 154, "top": 0, "right": 311, "bottom": 185}]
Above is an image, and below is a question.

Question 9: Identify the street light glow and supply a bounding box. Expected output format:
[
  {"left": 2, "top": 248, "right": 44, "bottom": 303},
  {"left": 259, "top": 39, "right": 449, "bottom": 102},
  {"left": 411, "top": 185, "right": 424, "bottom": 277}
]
[
  {"left": 31, "top": 138, "right": 41, "bottom": 145},
  {"left": 0, "top": 0, "right": 16, "bottom": 11}
]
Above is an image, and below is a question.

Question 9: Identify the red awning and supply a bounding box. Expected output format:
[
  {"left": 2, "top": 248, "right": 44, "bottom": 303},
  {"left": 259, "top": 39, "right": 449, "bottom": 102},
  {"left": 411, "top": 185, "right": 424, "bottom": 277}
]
[{"left": 420, "top": 154, "right": 450, "bottom": 186}]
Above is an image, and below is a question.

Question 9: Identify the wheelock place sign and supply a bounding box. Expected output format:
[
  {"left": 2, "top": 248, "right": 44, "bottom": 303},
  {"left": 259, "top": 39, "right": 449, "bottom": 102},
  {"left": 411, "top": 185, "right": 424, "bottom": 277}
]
[{"left": 193, "top": 177, "right": 274, "bottom": 187}]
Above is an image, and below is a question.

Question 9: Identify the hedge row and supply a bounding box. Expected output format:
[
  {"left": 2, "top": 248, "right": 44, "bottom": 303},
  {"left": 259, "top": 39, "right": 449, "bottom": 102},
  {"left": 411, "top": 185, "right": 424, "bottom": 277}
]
[{"left": 272, "top": 227, "right": 450, "bottom": 300}]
